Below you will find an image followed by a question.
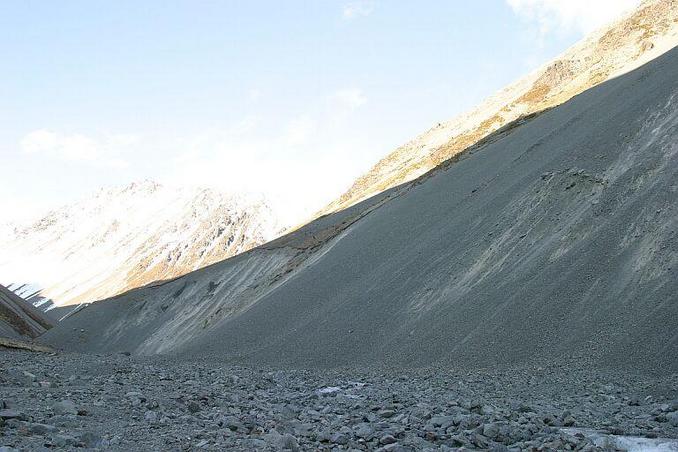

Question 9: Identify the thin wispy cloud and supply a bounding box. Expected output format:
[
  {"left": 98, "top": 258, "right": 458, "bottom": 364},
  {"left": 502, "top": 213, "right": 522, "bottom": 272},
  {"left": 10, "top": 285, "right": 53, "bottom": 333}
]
[
  {"left": 506, "top": 0, "right": 641, "bottom": 36},
  {"left": 20, "top": 129, "right": 134, "bottom": 169},
  {"left": 342, "top": 1, "right": 374, "bottom": 20},
  {"left": 248, "top": 88, "right": 262, "bottom": 102},
  {"left": 168, "top": 88, "right": 372, "bottom": 226},
  {"left": 283, "top": 115, "right": 316, "bottom": 146},
  {"left": 331, "top": 88, "right": 367, "bottom": 110}
]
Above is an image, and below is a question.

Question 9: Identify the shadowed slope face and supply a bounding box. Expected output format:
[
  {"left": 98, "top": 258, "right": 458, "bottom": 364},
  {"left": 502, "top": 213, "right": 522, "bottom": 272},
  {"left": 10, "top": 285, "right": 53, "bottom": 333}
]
[
  {"left": 320, "top": 0, "right": 678, "bottom": 215},
  {"left": 43, "top": 47, "right": 678, "bottom": 372},
  {"left": 0, "top": 284, "right": 53, "bottom": 339}
]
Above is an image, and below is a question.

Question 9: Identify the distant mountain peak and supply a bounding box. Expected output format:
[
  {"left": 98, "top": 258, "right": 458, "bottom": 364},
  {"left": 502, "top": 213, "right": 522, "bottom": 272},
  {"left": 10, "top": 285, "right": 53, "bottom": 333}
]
[
  {"left": 119, "top": 179, "right": 162, "bottom": 193},
  {"left": 0, "top": 181, "right": 280, "bottom": 307}
]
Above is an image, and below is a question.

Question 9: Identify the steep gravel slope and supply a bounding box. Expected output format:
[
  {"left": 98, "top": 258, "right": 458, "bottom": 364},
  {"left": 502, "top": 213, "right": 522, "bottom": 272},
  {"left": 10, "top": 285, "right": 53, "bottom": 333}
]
[
  {"left": 42, "top": 46, "right": 678, "bottom": 372},
  {"left": 0, "top": 284, "right": 53, "bottom": 340}
]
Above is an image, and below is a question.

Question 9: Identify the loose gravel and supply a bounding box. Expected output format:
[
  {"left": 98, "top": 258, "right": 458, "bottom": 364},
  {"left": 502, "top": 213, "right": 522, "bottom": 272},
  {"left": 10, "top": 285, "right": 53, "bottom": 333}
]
[{"left": 2, "top": 350, "right": 677, "bottom": 451}]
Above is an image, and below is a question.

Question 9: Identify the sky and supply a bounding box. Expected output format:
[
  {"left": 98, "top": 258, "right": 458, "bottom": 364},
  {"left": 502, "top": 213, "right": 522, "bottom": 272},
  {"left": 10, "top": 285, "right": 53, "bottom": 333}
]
[{"left": 0, "top": 0, "right": 641, "bottom": 226}]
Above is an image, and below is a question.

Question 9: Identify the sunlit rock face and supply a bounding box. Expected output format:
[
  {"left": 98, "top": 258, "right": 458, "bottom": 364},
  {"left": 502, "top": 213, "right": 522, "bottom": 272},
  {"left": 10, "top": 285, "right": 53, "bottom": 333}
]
[
  {"left": 0, "top": 180, "right": 279, "bottom": 307},
  {"left": 319, "top": 0, "right": 678, "bottom": 216}
]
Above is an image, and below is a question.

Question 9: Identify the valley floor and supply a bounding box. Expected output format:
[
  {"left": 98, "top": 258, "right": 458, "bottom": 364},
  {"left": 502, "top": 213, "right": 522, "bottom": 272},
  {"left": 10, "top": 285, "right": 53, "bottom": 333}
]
[{"left": 1, "top": 350, "right": 677, "bottom": 451}]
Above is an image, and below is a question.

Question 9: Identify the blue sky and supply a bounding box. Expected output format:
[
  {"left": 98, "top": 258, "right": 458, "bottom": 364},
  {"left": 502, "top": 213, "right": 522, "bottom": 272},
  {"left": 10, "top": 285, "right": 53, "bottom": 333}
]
[{"left": 0, "top": 0, "right": 640, "bottom": 225}]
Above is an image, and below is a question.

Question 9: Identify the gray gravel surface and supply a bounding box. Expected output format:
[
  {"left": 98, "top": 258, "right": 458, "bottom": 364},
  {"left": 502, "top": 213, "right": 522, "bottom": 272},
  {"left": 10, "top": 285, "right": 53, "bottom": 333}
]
[{"left": 2, "top": 350, "right": 677, "bottom": 451}]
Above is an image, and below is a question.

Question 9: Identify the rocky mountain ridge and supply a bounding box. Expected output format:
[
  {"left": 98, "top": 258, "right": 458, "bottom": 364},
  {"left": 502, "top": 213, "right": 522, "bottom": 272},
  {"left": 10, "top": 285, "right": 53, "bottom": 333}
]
[
  {"left": 320, "top": 0, "right": 678, "bottom": 215},
  {"left": 0, "top": 180, "right": 279, "bottom": 307},
  {"left": 0, "top": 284, "right": 53, "bottom": 340}
]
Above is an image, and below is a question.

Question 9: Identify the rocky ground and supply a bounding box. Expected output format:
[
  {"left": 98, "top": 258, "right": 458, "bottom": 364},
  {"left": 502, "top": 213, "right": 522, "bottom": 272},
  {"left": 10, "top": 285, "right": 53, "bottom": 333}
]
[{"left": 1, "top": 350, "right": 677, "bottom": 451}]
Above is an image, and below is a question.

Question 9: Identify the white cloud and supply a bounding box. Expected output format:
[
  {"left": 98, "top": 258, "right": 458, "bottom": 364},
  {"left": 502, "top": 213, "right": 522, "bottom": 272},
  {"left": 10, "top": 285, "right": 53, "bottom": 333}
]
[
  {"left": 248, "top": 88, "right": 262, "bottom": 102},
  {"left": 167, "top": 92, "right": 373, "bottom": 227},
  {"left": 20, "top": 129, "right": 136, "bottom": 168},
  {"left": 506, "top": 0, "right": 641, "bottom": 36},
  {"left": 230, "top": 115, "right": 259, "bottom": 135},
  {"left": 283, "top": 115, "right": 316, "bottom": 146},
  {"left": 342, "top": 1, "right": 374, "bottom": 20},
  {"left": 331, "top": 88, "right": 367, "bottom": 110},
  {"left": 22, "top": 129, "right": 98, "bottom": 160}
]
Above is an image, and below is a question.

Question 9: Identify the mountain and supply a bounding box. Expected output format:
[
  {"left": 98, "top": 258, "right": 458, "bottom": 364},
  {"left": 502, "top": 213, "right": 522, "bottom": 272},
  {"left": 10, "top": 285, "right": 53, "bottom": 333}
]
[
  {"left": 0, "top": 284, "right": 53, "bottom": 340},
  {"left": 320, "top": 0, "right": 678, "bottom": 215},
  {"left": 0, "top": 180, "right": 279, "bottom": 307},
  {"left": 42, "top": 43, "right": 678, "bottom": 372},
  {"left": 5, "top": 283, "right": 55, "bottom": 312}
]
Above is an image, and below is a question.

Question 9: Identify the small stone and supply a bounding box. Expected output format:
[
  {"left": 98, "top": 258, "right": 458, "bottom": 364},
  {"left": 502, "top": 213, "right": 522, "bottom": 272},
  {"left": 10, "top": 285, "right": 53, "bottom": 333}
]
[
  {"left": 25, "top": 422, "right": 58, "bottom": 435},
  {"left": 330, "top": 432, "right": 349, "bottom": 445},
  {"left": 516, "top": 403, "right": 533, "bottom": 413},
  {"left": 379, "top": 409, "right": 396, "bottom": 418},
  {"left": 483, "top": 422, "right": 500, "bottom": 439},
  {"left": 52, "top": 400, "right": 78, "bottom": 415},
  {"left": 223, "top": 416, "right": 245, "bottom": 431},
  {"left": 144, "top": 410, "right": 158, "bottom": 423},
  {"left": 317, "top": 386, "right": 342, "bottom": 395},
  {"left": 354, "top": 422, "right": 375, "bottom": 439},
  {"left": 380, "top": 434, "right": 397, "bottom": 445},
  {"left": 542, "top": 414, "right": 556, "bottom": 426},
  {"left": 281, "top": 434, "right": 299, "bottom": 451},
  {"left": 52, "top": 434, "right": 78, "bottom": 447},
  {"left": 0, "top": 409, "right": 28, "bottom": 421},
  {"left": 146, "top": 400, "right": 159, "bottom": 410},
  {"left": 429, "top": 415, "right": 456, "bottom": 429},
  {"left": 562, "top": 415, "right": 576, "bottom": 427},
  {"left": 480, "top": 404, "right": 496, "bottom": 415},
  {"left": 263, "top": 430, "right": 283, "bottom": 444},
  {"left": 187, "top": 401, "right": 201, "bottom": 413},
  {"left": 125, "top": 391, "right": 144, "bottom": 407},
  {"left": 22, "top": 371, "right": 37, "bottom": 382},
  {"left": 5, "top": 418, "right": 21, "bottom": 429},
  {"left": 381, "top": 443, "right": 413, "bottom": 452}
]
